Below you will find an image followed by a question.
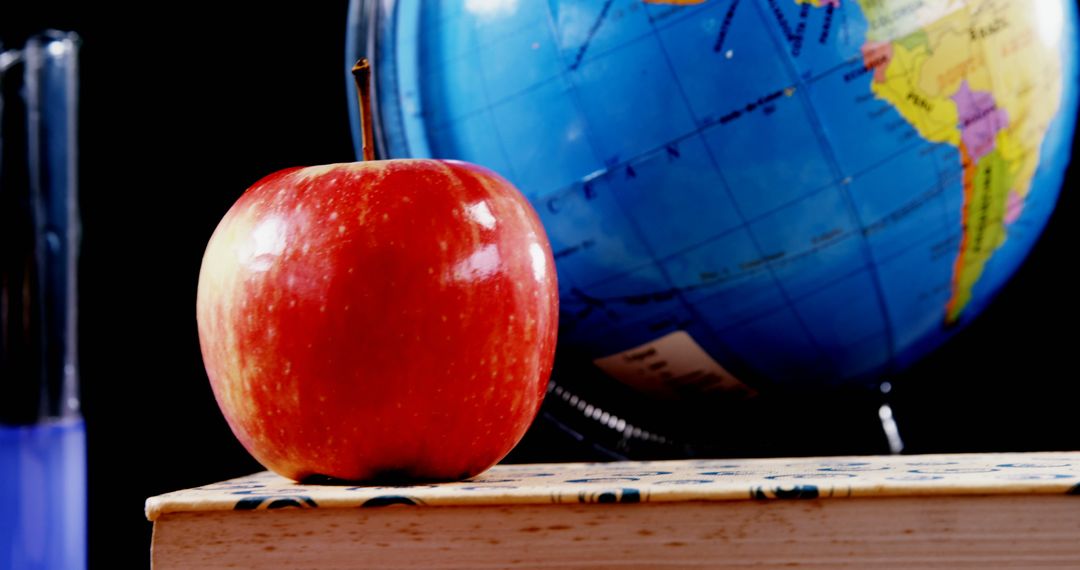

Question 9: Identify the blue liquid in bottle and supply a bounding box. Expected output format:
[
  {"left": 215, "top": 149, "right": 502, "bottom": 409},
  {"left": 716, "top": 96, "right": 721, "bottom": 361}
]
[{"left": 1, "top": 421, "right": 86, "bottom": 569}]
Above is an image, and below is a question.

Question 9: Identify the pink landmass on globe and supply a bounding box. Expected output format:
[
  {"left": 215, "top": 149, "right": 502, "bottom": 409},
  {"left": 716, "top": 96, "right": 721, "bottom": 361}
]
[
  {"left": 953, "top": 80, "right": 1009, "bottom": 163},
  {"left": 861, "top": 41, "right": 893, "bottom": 83},
  {"left": 1004, "top": 190, "right": 1024, "bottom": 225}
]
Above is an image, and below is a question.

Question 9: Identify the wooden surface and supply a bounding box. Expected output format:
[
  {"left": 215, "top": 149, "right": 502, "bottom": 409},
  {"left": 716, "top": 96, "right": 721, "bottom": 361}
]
[
  {"left": 146, "top": 451, "right": 1080, "bottom": 520},
  {"left": 152, "top": 495, "right": 1080, "bottom": 568}
]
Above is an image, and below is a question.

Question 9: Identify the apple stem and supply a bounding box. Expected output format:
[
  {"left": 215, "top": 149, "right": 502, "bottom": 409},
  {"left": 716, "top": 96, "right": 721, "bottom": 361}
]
[{"left": 352, "top": 58, "right": 376, "bottom": 162}]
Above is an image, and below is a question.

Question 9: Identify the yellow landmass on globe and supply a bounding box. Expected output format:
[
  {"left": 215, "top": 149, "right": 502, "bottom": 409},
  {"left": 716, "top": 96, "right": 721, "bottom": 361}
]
[
  {"left": 995, "top": 128, "right": 1036, "bottom": 198},
  {"left": 973, "top": 2, "right": 1066, "bottom": 201},
  {"left": 868, "top": 34, "right": 961, "bottom": 146},
  {"left": 803, "top": 0, "right": 1065, "bottom": 324},
  {"left": 918, "top": 24, "right": 991, "bottom": 96}
]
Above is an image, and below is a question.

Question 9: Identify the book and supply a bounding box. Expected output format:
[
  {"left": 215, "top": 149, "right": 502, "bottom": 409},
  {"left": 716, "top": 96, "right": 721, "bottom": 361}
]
[{"left": 147, "top": 452, "right": 1080, "bottom": 569}]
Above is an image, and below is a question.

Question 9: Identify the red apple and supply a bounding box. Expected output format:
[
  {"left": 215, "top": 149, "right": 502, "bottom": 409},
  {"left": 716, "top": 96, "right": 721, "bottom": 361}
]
[
  {"left": 195, "top": 61, "right": 558, "bottom": 482},
  {"left": 196, "top": 158, "right": 559, "bottom": 482}
]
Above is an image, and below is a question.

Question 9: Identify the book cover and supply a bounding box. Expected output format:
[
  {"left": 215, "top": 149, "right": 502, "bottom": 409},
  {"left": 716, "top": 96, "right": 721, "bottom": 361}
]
[{"left": 147, "top": 452, "right": 1080, "bottom": 569}]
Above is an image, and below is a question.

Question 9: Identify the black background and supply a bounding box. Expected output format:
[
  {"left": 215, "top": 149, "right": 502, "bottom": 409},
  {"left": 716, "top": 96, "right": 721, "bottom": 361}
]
[{"left": 3, "top": 2, "right": 1079, "bottom": 567}]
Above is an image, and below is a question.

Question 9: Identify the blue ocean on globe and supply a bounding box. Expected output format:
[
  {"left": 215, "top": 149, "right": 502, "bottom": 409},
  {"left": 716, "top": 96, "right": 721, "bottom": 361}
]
[{"left": 350, "top": 0, "right": 1078, "bottom": 395}]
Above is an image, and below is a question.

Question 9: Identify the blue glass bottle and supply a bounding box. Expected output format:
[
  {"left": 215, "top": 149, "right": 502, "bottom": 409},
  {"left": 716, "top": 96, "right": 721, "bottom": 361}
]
[{"left": 1, "top": 32, "right": 86, "bottom": 570}]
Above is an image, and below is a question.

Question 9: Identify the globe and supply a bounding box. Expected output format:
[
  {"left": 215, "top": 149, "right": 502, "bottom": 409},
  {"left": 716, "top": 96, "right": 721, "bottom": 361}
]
[{"left": 348, "top": 1, "right": 1078, "bottom": 406}]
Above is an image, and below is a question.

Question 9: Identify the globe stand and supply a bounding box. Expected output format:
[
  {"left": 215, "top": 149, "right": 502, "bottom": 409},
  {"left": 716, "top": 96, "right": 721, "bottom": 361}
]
[
  {"left": 507, "top": 351, "right": 906, "bottom": 463},
  {"left": 877, "top": 381, "right": 905, "bottom": 455}
]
